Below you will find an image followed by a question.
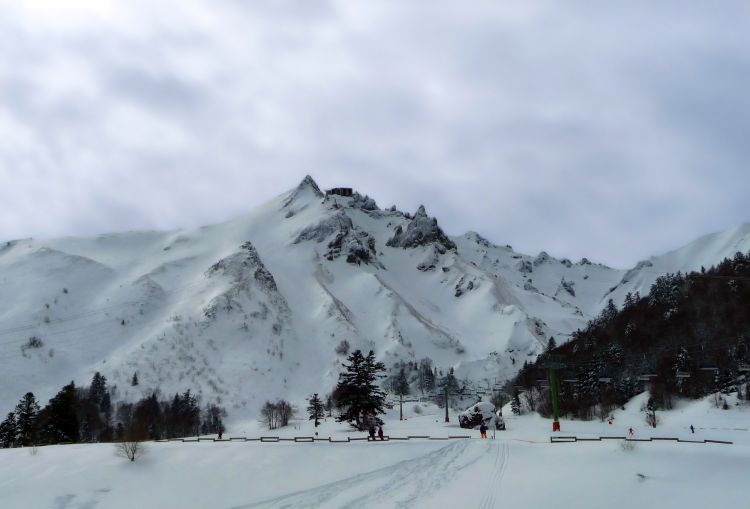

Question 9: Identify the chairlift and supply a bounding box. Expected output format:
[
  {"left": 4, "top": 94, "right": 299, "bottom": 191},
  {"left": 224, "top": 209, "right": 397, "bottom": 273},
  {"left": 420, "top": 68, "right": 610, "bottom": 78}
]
[
  {"left": 738, "top": 365, "right": 750, "bottom": 372},
  {"left": 638, "top": 374, "right": 656, "bottom": 381},
  {"left": 598, "top": 377, "right": 612, "bottom": 383},
  {"left": 699, "top": 366, "right": 719, "bottom": 372},
  {"left": 676, "top": 371, "right": 691, "bottom": 379}
]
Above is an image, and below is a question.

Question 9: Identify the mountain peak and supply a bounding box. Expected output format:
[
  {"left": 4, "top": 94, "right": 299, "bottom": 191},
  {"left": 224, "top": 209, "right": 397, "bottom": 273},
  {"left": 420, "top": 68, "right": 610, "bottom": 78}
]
[
  {"left": 282, "top": 175, "right": 323, "bottom": 208},
  {"left": 297, "top": 175, "right": 323, "bottom": 196}
]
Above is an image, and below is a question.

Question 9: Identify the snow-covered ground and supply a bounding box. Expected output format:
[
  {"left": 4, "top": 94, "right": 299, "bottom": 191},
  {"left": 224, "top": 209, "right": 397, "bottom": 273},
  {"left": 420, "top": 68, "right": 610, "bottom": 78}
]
[{"left": 1, "top": 394, "right": 747, "bottom": 509}]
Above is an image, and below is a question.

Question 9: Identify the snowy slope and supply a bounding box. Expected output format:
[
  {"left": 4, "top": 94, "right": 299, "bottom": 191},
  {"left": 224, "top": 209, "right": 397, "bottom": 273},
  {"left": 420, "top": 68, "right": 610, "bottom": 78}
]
[{"left": 1, "top": 176, "right": 748, "bottom": 418}]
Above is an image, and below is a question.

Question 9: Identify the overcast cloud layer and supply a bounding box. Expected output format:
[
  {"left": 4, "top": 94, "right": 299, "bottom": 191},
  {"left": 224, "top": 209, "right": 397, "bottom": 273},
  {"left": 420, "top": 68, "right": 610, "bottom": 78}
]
[{"left": 1, "top": 0, "right": 748, "bottom": 268}]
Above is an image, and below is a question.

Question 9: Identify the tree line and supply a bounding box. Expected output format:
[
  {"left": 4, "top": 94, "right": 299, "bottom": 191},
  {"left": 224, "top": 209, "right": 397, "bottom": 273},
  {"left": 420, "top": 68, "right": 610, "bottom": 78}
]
[
  {"left": 513, "top": 251, "right": 750, "bottom": 421},
  {"left": 0, "top": 372, "right": 226, "bottom": 448}
]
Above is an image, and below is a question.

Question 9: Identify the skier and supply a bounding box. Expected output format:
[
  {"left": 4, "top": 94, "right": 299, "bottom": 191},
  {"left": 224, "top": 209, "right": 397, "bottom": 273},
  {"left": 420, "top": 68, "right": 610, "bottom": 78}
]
[
  {"left": 690, "top": 424, "right": 695, "bottom": 434},
  {"left": 480, "top": 423, "right": 488, "bottom": 439},
  {"left": 368, "top": 425, "right": 376, "bottom": 441},
  {"left": 628, "top": 427, "right": 634, "bottom": 437},
  {"left": 218, "top": 428, "right": 223, "bottom": 440},
  {"left": 378, "top": 426, "right": 384, "bottom": 441}
]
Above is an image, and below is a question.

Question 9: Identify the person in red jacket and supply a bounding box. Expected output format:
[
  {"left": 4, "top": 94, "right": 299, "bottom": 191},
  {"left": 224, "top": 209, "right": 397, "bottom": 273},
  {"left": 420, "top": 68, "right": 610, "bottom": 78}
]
[{"left": 480, "top": 423, "right": 488, "bottom": 439}]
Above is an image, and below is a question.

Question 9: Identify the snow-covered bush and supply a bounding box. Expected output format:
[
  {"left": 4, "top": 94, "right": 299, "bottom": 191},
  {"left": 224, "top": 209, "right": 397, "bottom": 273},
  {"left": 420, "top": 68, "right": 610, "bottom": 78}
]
[{"left": 458, "top": 402, "right": 496, "bottom": 429}]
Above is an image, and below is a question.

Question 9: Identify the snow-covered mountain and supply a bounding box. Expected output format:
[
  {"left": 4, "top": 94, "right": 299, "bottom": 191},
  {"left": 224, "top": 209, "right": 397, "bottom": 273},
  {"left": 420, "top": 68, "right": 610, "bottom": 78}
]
[{"left": 1, "top": 176, "right": 748, "bottom": 418}]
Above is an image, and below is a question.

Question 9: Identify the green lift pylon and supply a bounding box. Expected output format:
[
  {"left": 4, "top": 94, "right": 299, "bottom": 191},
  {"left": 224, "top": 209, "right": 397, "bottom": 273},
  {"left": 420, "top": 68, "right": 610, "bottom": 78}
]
[{"left": 540, "top": 354, "right": 565, "bottom": 432}]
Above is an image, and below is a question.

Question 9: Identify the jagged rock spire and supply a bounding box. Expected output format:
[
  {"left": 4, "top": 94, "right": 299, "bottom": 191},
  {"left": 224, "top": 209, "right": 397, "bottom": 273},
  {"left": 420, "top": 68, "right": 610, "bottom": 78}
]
[{"left": 386, "top": 204, "right": 456, "bottom": 251}]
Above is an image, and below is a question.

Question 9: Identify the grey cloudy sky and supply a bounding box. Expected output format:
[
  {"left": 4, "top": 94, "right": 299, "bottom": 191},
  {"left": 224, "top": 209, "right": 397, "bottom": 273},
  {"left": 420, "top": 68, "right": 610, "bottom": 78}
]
[{"left": 1, "top": 0, "right": 748, "bottom": 268}]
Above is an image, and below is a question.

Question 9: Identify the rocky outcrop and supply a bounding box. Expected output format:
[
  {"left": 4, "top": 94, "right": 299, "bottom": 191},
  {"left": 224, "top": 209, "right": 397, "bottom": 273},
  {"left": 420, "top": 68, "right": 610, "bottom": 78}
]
[
  {"left": 386, "top": 205, "right": 456, "bottom": 251},
  {"left": 294, "top": 212, "right": 377, "bottom": 265}
]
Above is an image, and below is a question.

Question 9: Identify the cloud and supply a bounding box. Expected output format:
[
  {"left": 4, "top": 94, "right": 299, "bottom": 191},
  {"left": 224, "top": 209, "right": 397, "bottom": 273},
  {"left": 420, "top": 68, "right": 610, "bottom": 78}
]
[{"left": 0, "top": 0, "right": 748, "bottom": 267}]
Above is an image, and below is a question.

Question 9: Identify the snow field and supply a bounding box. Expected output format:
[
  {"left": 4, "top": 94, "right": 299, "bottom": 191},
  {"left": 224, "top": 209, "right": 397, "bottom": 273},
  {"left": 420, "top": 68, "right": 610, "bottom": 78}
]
[{"left": 1, "top": 395, "right": 747, "bottom": 509}]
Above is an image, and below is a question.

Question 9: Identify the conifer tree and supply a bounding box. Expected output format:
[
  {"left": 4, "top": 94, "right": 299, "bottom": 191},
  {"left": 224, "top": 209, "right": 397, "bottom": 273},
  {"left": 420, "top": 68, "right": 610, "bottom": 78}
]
[
  {"left": 334, "top": 350, "right": 386, "bottom": 430},
  {"left": 511, "top": 389, "right": 522, "bottom": 416},
  {"left": 439, "top": 368, "right": 460, "bottom": 393},
  {"left": 547, "top": 336, "right": 557, "bottom": 352},
  {"left": 14, "top": 392, "right": 40, "bottom": 446},
  {"left": 0, "top": 412, "right": 17, "bottom": 448},
  {"left": 324, "top": 394, "right": 333, "bottom": 417},
  {"left": 307, "top": 393, "right": 325, "bottom": 427},
  {"left": 393, "top": 368, "right": 410, "bottom": 396},
  {"left": 39, "top": 382, "right": 79, "bottom": 444},
  {"left": 131, "top": 372, "right": 139, "bottom": 386},
  {"left": 89, "top": 372, "right": 107, "bottom": 406}
]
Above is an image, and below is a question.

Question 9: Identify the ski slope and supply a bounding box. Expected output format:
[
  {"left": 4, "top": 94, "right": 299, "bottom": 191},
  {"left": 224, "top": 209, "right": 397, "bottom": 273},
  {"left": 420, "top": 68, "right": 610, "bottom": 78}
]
[{"left": 1, "top": 394, "right": 748, "bottom": 509}]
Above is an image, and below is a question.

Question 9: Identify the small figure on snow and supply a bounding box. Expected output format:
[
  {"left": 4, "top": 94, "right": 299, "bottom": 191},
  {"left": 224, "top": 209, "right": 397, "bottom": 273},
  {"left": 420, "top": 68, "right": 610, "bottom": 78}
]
[
  {"left": 378, "top": 426, "right": 384, "bottom": 441},
  {"left": 368, "top": 425, "right": 376, "bottom": 441},
  {"left": 628, "top": 427, "right": 634, "bottom": 437},
  {"left": 690, "top": 424, "right": 695, "bottom": 434},
  {"left": 480, "top": 423, "right": 488, "bottom": 439},
  {"left": 218, "top": 428, "right": 224, "bottom": 440}
]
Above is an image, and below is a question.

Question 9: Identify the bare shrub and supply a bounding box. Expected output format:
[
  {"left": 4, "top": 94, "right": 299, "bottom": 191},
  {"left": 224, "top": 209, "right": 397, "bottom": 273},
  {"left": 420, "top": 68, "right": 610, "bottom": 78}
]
[
  {"left": 20, "top": 336, "right": 44, "bottom": 356},
  {"left": 260, "top": 400, "right": 295, "bottom": 430},
  {"left": 115, "top": 441, "right": 145, "bottom": 462},
  {"left": 620, "top": 440, "right": 636, "bottom": 452},
  {"left": 413, "top": 404, "right": 423, "bottom": 415}
]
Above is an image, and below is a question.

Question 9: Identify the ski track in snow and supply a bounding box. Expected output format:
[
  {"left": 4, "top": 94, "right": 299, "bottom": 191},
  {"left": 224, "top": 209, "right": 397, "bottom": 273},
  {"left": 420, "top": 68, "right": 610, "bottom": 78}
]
[
  {"left": 478, "top": 440, "right": 510, "bottom": 509},
  {"left": 228, "top": 440, "right": 483, "bottom": 509}
]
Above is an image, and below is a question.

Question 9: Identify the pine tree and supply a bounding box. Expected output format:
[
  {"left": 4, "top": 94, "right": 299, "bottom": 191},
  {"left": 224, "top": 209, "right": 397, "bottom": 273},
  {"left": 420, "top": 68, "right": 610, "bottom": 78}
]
[
  {"left": 334, "top": 350, "right": 386, "bottom": 430},
  {"left": 439, "top": 368, "right": 460, "bottom": 393},
  {"left": 39, "top": 381, "right": 80, "bottom": 444},
  {"left": 393, "top": 368, "right": 410, "bottom": 396},
  {"left": 307, "top": 393, "right": 325, "bottom": 427},
  {"left": 14, "top": 392, "right": 40, "bottom": 446},
  {"left": 417, "top": 358, "right": 435, "bottom": 394},
  {"left": 324, "top": 394, "right": 333, "bottom": 417},
  {"left": 89, "top": 372, "right": 107, "bottom": 406},
  {"left": 131, "top": 372, "right": 139, "bottom": 386},
  {"left": 511, "top": 389, "right": 521, "bottom": 416},
  {"left": 547, "top": 336, "right": 557, "bottom": 352},
  {"left": 0, "top": 412, "right": 17, "bottom": 448}
]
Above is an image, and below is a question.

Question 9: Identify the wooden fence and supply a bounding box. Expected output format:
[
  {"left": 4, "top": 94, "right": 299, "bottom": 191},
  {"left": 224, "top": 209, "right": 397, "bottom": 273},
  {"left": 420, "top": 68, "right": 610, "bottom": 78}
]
[{"left": 549, "top": 436, "right": 732, "bottom": 445}]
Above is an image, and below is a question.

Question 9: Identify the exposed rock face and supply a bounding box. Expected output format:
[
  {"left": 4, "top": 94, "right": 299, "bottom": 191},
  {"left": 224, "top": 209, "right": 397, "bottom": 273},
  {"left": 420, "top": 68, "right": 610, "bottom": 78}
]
[
  {"left": 327, "top": 229, "right": 376, "bottom": 265},
  {"left": 516, "top": 260, "right": 533, "bottom": 274},
  {"left": 534, "top": 251, "right": 551, "bottom": 266},
  {"left": 454, "top": 276, "right": 477, "bottom": 297},
  {"left": 559, "top": 277, "right": 576, "bottom": 297},
  {"left": 294, "top": 212, "right": 377, "bottom": 265},
  {"left": 523, "top": 280, "right": 539, "bottom": 293},
  {"left": 386, "top": 205, "right": 456, "bottom": 251},
  {"left": 350, "top": 193, "right": 378, "bottom": 211},
  {"left": 204, "top": 242, "right": 291, "bottom": 330},
  {"left": 295, "top": 213, "right": 354, "bottom": 244}
]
